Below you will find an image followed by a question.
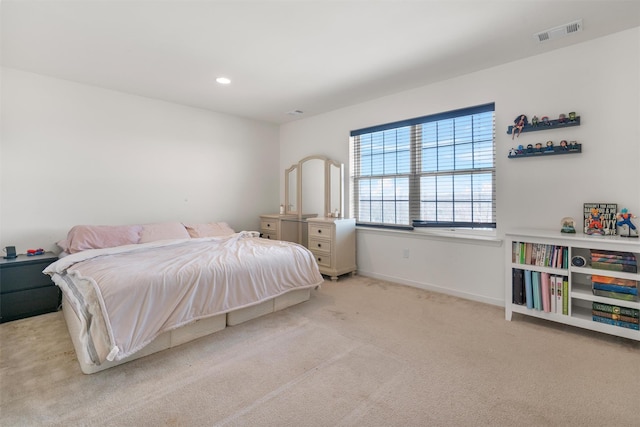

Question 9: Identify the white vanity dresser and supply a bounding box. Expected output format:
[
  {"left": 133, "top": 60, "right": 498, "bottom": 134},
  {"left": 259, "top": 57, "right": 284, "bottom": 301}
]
[{"left": 261, "top": 155, "right": 357, "bottom": 281}]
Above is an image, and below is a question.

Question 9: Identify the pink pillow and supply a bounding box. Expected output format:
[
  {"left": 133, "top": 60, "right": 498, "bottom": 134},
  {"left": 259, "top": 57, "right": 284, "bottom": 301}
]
[
  {"left": 66, "top": 225, "right": 142, "bottom": 254},
  {"left": 183, "top": 222, "right": 235, "bottom": 238},
  {"left": 139, "top": 223, "right": 190, "bottom": 243}
]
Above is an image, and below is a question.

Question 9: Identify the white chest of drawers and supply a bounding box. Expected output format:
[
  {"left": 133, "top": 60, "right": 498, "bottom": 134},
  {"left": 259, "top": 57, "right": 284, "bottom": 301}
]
[{"left": 307, "top": 217, "right": 356, "bottom": 281}]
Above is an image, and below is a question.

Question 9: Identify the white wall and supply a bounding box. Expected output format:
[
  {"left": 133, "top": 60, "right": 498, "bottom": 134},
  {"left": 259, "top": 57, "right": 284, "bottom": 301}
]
[
  {"left": 279, "top": 28, "right": 640, "bottom": 306},
  {"left": 1, "top": 68, "right": 280, "bottom": 254}
]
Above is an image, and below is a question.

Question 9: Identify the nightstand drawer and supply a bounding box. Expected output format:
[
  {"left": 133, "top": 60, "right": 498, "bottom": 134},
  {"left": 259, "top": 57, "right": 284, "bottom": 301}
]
[
  {"left": 1, "top": 261, "right": 54, "bottom": 293},
  {"left": 1, "top": 286, "right": 60, "bottom": 323},
  {"left": 260, "top": 220, "right": 279, "bottom": 233},
  {"left": 308, "top": 237, "right": 331, "bottom": 254},
  {"left": 308, "top": 224, "right": 332, "bottom": 240},
  {"left": 310, "top": 250, "right": 331, "bottom": 268},
  {"left": 261, "top": 231, "right": 277, "bottom": 240}
]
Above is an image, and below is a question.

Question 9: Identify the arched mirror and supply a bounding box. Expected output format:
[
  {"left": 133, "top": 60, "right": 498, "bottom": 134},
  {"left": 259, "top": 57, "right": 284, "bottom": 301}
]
[
  {"left": 284, "top": 155, "right": 344, "bottom": 219},
  {"left": 284, "top": 164, "right": 298, "bottom": 214}
]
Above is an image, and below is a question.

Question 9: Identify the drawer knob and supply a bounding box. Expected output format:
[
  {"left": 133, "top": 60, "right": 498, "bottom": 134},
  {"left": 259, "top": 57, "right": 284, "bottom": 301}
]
[
  {"left": 317, "top": 257, "right": 322, "bottom": 262},
  {"left": 317, "top": 243, "right": 321, "bottom": 248},
  {"left": 267, "top": 224, "right": 271, "bottom": 228},
  {"left": 317, "top": 229, "right": 322, "bottom": 234}
]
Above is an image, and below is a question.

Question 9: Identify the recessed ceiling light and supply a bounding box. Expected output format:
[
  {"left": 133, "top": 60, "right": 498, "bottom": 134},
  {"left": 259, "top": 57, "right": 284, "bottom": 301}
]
[
  {"left": 286, "top": 109, "right": 304, "bottom": 116},
  {"left": 216, "top": 77, "right": 231, "bottom": 85}
]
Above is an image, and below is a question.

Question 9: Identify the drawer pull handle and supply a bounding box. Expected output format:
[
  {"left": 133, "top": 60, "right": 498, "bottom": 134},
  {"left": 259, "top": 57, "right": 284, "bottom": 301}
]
[
  {"left": 317, "top": 243, "right": 321, "bottom": 248},
  {"left": 267, "top": 224, "right": 271, "bottom": 228},
  {"left": 317, "top": 229, "right": 322, "bottom": 234},
  {"left": 317, "top": 257, "right": 322, "bottom": 262}
]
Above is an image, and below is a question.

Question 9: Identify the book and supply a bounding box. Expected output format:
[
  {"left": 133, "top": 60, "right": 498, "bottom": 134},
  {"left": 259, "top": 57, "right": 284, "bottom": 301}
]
[
  {"left": 512, "top": 269, "right": 525, "bottom": 304},
  {"left": 550, "top": 275, "right": 556, "bottom": 313},
  {"left": 584, "top": 203, "right": 617, "bottom": 235},
  {"left": 554, "top": 275, "right": 563, "bottom": 314},
  {"left": 524, "top": 270, "right": 533, "bottom": 309},
  {"left": 592, "top": 315, "right": 640, "bottom": 330},
  {"left": 592, "top": 310, "right": 639, "bottom": 324},
  {"left": 562, "top": 277, "right": 569, "bottom": 315},
  {"left": 590, "top": 261, "right": 637, "bottom": 273},
  {"left": 591, "top": 275, "right": 637, "bottom": 288},
  {"left": 532, "top": 271, "right": 541, "bottom": 310},
  {"left": 592, "top": 289, "right": 639, "bottom": 302},
  {"left": 592, "top": 283, "right": 638, "bottom": 295},
  {"left": 590, "top": 250, "right": 636, "bottom": 260},
  {"left": 592, "top": 301, "right": 639, "bottom": 318},
  {"left": 541, "top": 273, "right": 551, "bottom": 312}
]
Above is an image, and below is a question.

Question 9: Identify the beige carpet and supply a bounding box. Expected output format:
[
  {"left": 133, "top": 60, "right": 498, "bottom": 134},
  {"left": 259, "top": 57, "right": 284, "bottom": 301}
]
[{"left": 1, "top": 275, "right": 639, "bottom": 426}]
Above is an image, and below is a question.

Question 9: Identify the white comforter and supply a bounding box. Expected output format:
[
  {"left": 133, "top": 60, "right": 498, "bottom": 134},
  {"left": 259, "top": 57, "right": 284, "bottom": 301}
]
[{"left": 44, "top": 232, "right": 323, "bottom": 365}]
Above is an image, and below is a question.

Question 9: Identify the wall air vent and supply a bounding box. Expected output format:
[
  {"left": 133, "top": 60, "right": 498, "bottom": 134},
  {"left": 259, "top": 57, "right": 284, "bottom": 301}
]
[{"left": 534, "top": 19, "right": 582, "bottom": 43}]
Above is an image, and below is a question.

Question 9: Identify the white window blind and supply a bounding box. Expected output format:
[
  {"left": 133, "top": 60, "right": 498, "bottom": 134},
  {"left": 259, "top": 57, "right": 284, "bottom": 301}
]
[{"left": 350, "top": 103, "right": 496, "bottom": 229}]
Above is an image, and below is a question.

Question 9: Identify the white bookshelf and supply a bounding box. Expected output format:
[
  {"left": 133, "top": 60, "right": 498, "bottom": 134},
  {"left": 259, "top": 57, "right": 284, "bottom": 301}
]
[{"left": 505, "top": 229, "right": 640, "bottom": 341}]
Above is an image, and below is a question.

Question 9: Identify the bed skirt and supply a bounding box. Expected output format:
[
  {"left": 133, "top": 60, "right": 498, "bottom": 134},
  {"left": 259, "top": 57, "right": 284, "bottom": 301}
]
[{"left": 63, "top": 287, "right": 311, "bottom": 374}]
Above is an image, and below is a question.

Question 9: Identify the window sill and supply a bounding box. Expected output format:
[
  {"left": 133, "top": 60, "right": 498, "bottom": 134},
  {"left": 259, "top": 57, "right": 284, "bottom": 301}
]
[{"left": 356, "top": 225, "right": 502, "bottom": 247}]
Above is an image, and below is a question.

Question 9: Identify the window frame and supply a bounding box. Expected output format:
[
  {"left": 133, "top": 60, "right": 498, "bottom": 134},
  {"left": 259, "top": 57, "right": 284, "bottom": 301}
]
[{"left": 350, "top": 103, "right": 496, "bottom": 230}]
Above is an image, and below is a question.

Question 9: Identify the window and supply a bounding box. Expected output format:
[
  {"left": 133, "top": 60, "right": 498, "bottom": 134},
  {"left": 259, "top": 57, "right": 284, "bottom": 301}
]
[{"left": 349, "top": 103, "right": 495, "bottom": 229}]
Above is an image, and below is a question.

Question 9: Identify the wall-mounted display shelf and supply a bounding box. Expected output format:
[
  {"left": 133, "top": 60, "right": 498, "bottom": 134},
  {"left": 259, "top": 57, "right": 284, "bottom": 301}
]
[
  {"left": 505, "top": 229, "right": 640, "bottom": 341},
  {"left": 507, "top": 116, "right": 580, "bottom": 135},
  {"left": 508, "top": 143, "right": 582, "bottom": 159}
]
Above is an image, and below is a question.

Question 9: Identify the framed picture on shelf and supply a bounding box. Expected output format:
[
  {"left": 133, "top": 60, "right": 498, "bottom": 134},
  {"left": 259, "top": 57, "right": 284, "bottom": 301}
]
[{"left": 584, "top": 203, "right": 617, "bottom": 235}]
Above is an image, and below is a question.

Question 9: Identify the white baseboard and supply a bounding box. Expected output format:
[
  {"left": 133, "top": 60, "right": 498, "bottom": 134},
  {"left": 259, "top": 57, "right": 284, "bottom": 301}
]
[{"left": 356, "top": 270, "right": 504, "bottom": 307}]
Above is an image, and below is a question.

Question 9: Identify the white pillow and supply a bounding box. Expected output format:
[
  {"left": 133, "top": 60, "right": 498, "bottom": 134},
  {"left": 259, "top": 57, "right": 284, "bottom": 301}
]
[
  {"left": 182, "top": 222, "right": 235, "bottom": 238},
  {"left": 139, "top": 222, "right": 190, "bottom": 243}
]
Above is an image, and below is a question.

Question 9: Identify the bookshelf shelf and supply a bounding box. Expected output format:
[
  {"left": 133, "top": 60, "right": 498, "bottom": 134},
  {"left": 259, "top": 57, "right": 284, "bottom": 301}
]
[{"left": 505, "top": 229, "right": 640, "bottom": 341}]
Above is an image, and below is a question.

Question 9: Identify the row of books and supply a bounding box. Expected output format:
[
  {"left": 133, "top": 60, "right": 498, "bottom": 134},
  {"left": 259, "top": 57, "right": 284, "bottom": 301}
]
[
  {"left": 590, "top": 249, "right": 637, "bottom": 273},
  {"left": 592, "top": 301, "right": 639, "bottom": 331},
  {"left": 512, "top": 269, "right": 568, "bottom": 315},
  {"left": 592, "top": 274, "right": 639, "bottom": 302},
  {"left": 512, "top": 242, "right": 568, "bottom": 269}
]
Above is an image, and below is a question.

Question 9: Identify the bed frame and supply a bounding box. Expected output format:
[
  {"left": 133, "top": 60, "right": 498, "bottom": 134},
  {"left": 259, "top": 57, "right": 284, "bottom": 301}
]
[{"left": 63, "top": 288, "right": 311, "bottom": 374}]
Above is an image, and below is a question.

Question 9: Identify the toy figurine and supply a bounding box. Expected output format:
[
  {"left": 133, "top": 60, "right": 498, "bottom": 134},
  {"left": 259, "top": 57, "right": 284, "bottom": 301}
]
[
  {"left": 568, "top": 111, "right": 577, "bottom": 122},
  {"left": 512, "top": 114, "right": 527, "bottom": 139},
  {"left": 586, "top": 207, "right": 605, "bottom": 235},
  {"left": 535, "top": 142, "right": 543, "bottom": 153},
  {"left": 569, "top": 141, "right": 579, "bottom": 150},
  {"left": 616, "top": 208, "right": 638, "bottom": 237},
  {"left": 561, "top": 217, "right": 576, "bottom": 233},
  {"left": 545, "top": 140, "right": 554, "bottom": 152},
  {"left": 526, "top": 144, "right": 533, "bottom": 154},
  {"left": 541, "top": 116, "right": 550, "bottom": 126},
  {"left": 560, "top": 140, "right": 568, "bottom": 150},
  {"left": 531, "top": 116, "right": 539, "bottom": 127},
  {"left": 558, "top": 113, "right": 566, "bottom": 124}
]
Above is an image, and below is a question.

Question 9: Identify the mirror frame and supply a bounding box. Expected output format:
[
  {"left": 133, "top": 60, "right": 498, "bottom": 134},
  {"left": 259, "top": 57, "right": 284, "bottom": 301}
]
[{"left": 285, "top": 155, "right": 344, "bottom": 219}]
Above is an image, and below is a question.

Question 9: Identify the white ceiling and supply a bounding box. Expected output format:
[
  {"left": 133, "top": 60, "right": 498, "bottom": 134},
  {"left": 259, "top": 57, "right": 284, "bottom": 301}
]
[{"left": 2, "top": 1, "right": 639, "bottom": 124}]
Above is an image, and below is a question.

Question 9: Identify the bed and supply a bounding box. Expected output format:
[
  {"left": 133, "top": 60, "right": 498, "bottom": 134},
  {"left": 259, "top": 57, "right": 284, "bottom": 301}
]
[{"left": 43, "top": 222, "right": 324, "bottom": 374}]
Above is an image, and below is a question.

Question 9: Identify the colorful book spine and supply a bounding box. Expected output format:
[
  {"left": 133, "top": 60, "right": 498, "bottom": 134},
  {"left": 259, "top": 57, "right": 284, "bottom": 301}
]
[
  {"left": 592, "top": 315, "right": 640, "bottom": 330},
  {"left": 541, "top": 273, "right": 551, "bottom": 312},
  {"left": 591, "top": 261, "right": 637, "bottom": 273},
  {"left": 532, "top": 271, "right": 541, "bottom": 310},
  {"left": 592, "top": 310, "right": 639, "bottom": 324},
  {"left": 592, "top": 283, "right": 638, "bottom": 295},
  {"left": 562, "top": 277, "right": 569, "bottom": 315},
  {"left": 592, "top": 302, "right": 639, "bottom": 318},
  {"left": 592, "top": 289, "right": 638, "bottom": 302},
  {"left": 524, "top": 270, "right": 533, "bottom": 309},
  {"left": 591, "top": 275, "right": 637, "bottom": 287}
]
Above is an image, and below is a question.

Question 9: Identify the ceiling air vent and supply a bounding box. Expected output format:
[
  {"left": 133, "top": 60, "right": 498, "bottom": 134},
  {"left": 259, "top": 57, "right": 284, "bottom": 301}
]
[{"left": 534, "top": 19, "right": 582, "bottom": 43}]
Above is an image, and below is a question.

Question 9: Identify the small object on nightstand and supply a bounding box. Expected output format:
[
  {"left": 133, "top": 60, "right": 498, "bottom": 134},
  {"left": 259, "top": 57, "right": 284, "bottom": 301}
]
[
  {"left": 3, "top": 246, "right": 17, "bottom": 259},
  {"left": 27, "top": 248, "right": 45, "bottom": 256}
]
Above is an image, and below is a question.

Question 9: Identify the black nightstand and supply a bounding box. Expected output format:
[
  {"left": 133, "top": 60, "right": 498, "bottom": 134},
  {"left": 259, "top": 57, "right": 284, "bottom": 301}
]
[{"left": 0, "top": 252, "right": 60, "bottom": 323}]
